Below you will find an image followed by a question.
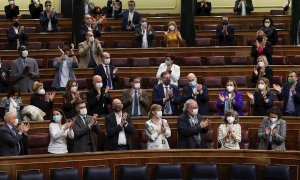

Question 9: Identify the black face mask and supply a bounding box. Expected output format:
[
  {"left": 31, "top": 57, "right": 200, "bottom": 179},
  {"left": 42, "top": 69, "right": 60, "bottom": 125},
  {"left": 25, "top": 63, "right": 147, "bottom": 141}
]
[
  {"left": 222, "top": 20, "right": 229, "bottom": 26},
  {"left": 257, "top": 36, "right": 263, "bottom": 43},
  {"left": 13, "top": 22, "right": 19, "bottom": 27}
]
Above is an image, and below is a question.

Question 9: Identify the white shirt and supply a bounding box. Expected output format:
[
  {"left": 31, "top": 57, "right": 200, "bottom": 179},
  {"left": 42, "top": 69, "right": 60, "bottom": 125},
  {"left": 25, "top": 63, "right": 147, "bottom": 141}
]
[
  {"left": 128, "top": 11, "right": 134, "bottom": 22},
  {"left": 115, "top": 112, "right": 127, "bottom": 145},
  {"left": 156, "top": 63, "right": 180, "bottom": 86},
  {"left": 13, "top": 26, "right": 20, "bottom": 49},
  {"left": 48, "top": 123, "right": 74, "bottom": 154},
  {"left": 145, "top": 119, "right": 171, "bottom": 150},
  {"left": 218, "top": 123, "right": 241, "bottom": 149},
  {"left": 59, "top": 59, "right": 70, "bottom": 88},
  {"left": 241, "top": 1, "right": 246, "bottom": 16},
  {"left": 47, "top": 16, "right": 53, "bottom": 31},
  {"left": 102, "top": 63, "right": 110, "bottom": 76},
  {"left": 142, "top": 29, "right": 148, "bottom": 48}
]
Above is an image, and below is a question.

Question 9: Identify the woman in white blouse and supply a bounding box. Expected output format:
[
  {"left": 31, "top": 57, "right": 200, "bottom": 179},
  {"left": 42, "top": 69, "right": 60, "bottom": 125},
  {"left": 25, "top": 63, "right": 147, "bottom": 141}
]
[
  {"left": 218, "top": 110, "right": 241, "bottom": 149},
  {"left": 48, "top": 108, "right": 74, "bottom": 154},
  {"left": 145, "top": 104, "right": 171, "bottom": 150},
  {"left": 156, "top": 54, "right": 180, "bottom": 86}
]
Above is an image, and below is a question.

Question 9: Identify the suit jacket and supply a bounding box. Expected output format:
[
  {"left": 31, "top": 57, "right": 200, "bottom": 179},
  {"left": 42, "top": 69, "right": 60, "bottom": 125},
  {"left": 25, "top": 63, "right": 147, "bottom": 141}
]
[
  {"left": 121, "top": 88, "right": 149, "bottom": 116},
  {"left": 87, "top": 88, "right": 112, "bottom": 117},
  {"left": 216, "top": 24, "right": 235, "bottom": 46},
  {"left": 233, "top": 0, "right": 254, "bottom": 15},
  {"left": 152, "top": 83, "right": 181, "bottom": 115},
  {"left": 30, "top": 93, "right": 53, "bottom": 120},
  {"left": 277, "top": 81, "right": 300, "bottom": 116},
  {"left": 93, "top": 64, "right": 120, "bottom": 89},
  {"left": 251, "top": 66, "right": 273, "bottom": 87},
  {"left": 105, "top": 3, "right": 122, "bottom": 18},
  {"left": 4, "top": 5, "right": 19, "bottom": 19},
  {"left": 0, "top": 123, "right": 27, "bottom": 156},
  {"left": 250, "top": 41, "right": 273, "bottom": 65},
  {"left": 216, "top": 91, "right": 244, "bottom": 116},
  {"left": 195, "top": 1, "right": 211, "bottom": 16},
  {"left": 39, "top": 11, "right": 58, "bottom": 32},
  {"left": 258, "top": 117, "right": 286, "bottom": 150},
  {"left": 29, "top": 3, "right": 43, "bottom": 19},
  {"left": 72, "top": 114, "right": 101, "bottom": 152},
  {"left": 121, "top": 10, "right": 141, "bottom": 31},
  {"left": 134, "top": 27, "right": 155, "bottom": 48},
  {"left": 11, "top": 57, "right": 39, "bottom": 93},
  {"left": 78, "top": 40, "right": 103, "bottom": 68},
  {"left": 177, "top": 112, "right": 209, "bottom": 148},
  {"left": 251, "top": 91, "right": 274, "bottom": 116},
  {"left": 6, "top": 26, "right": 28, "bottom": 50},
  {"left": 104, "top": 112, "right": 135, "bottom": 150},
  {"left": 0, "top": 66, "right": 10, "bottom": 93},
  {"left": 260, "top": 26, "right": 278, "bottom": 45},
  {"left": 79, "top": 25, "right": 101, "bottom": 44},
  {"left": 182, "top": 84, "right": 209, "bottom": 115}
]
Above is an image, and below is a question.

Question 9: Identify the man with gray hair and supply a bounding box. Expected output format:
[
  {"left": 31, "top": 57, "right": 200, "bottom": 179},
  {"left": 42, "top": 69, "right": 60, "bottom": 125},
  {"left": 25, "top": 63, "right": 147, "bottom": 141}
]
[{"left": 177, "top": 99, "right": 211, "bottom": 148}]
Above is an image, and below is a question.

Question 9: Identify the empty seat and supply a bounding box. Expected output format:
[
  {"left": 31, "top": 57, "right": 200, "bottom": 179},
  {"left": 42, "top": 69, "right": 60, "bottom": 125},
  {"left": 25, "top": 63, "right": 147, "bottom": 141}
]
[
  {"left": 120, "top": 77, "right": 131, "bottom": 89},
  {"left": 190, "top": 164, "right": 218, "bottom": 180},
  {"left": 131, "top": 57, "right": 150, "bottom": 67},
  {"left": 27, "top": 133, "right": 50, "bottom": 155},
  {"left": 249, "top": 24, "right": 262, "bottom": 30},
  {"left": 205, "top": 56, "right": 225, "bottom": 66},
  {"left": 114, "top": 40, "right": 133, "bottom": 48},
  {"left": 154, "top": 164, "right": 182, "bottom": 180},
  {"left": 1, "top": 60, "right": 12, "bottom": 69},
  {"left": 152, "top": 25, "right": 165, "bottom": 31},
  {"left": 274, "top": 23, "right": 287, "bottom": 29},
  {"left": 273, "top": 101, "right": 283, "bottom": 110},
  {"left": 178, "top": 77, "right": 188, "bottom": 88},
  {"left": 120, "top": 166, "right": 148, "bottom": 180},
  {"left": 151, "top": 57, "right": 165, "bottom": 66},
  {"left": 145, "top": 77, "right": 158, "bottom": 89},
  {"left": 227, "top": 56, "right": 248, "bottom": 65},
  {"left": 40, "top": 79, "right": 54, "bottom": 91},
  {"left": 24, "top": 27, "right": 37, "bottom": 33},
  {"left": 276, "top": 38, "right": 285, "bottom": 45},
  {"left": 110, "top": 58, "right": 128, "bottom": 67},
  {"left": 105, "top": 26, "right": 122, "bottom": 31},
  {"left": 264, "top": 165, "right": 291, "bottom": 180},
  {"left": 0, "top": 172, "right": 9, "bottom": 180},
  {"left": 27, "top": 42, "right": 43, "bottom": 50},
  {"left": 195, "top": 38, "right": 213, "bottom": 47},
  {"left": 208, "top": 101, "right": 219, "bottom": 116},
  {"left": 240, "top": 130, "right": 249, "bottom": 149},
  {"left": 47, "top": 41, "right": 65, "bottom": 49},
  {"left": 291, "top": 55, "right": 300, "bottom": 65},
  {"left": 270, "top": 10, "right": 284, "bottom": 15},
  {"left": 0, "top": 28, "right": 7, "bottom": 33},
  {"left": 18, "top": 172, "right": 44, "bottom": 180},
  {"left": 273, "top": 76, "right": 283, "bottom": 86},
  {"left": 83, "top": 167, "right": 112, "bottom": 180},
  {"left": 200, "top": 24, "right": 217, "bottom": 30},
  {"left": 51, "top": 168, "right": 79, "bottom": 180},
  {"left": 0, "top": 43, "right": 8, "bottom": 50},
  {"left": 35, "top": 58, "right": 45, "bottom": 68},
  {"left": 204, "top": 129, "right": 214, "bottom": 149},
  {"left": 182, "top": 56, "right": 202, "bottom": 66},
  {"left": 242, "top": 101, "right": 248, "bottom": 116},
  {"left": 229, "top": 24, "right": 241, "bottom": 30},
  {"left": 77, "top": 78, "right": 87, "bottom": 90},
  {"left": 230, "top": 164, "right": 256, "bottom": 180},
  {"left": 201, "top": 76, "right": 223, "bottom": 88},
  {"left": 226, "top": 76, "right": 247, "bottom": 87},
  {"left": 272, "top": 55, "right": 286, "bottom": 65}
]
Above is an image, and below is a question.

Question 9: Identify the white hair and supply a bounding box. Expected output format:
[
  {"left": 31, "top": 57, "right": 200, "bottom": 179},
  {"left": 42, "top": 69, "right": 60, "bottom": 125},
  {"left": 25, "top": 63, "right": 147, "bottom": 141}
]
[{"left": 182, "top": 99, "right": 196, "bottom": 112}]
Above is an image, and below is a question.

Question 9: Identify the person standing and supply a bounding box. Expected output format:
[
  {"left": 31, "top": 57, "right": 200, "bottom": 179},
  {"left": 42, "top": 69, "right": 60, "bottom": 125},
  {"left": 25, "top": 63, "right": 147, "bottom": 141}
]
[
  {"left": 29, "top": 0, "right": 43, "bottom": 19},
  {"left": 6, "top": 17, "right": 28, "bottom": 50},
  {"left": 134, "top": 17, "right": 155, "bottom": 48},
  {"left": 195, "top": 0, "right": 212, "bottom": 16},
  {"left": 121, "top": 0, "right": 141, "bottom": 31},
  {"left": 39, "top": 0, "right": 58, "bottom": 32},
  {"left": 233, "top": 0, "right": 254, "bottom": 16},
  {"left": 4, "top": 0, "right": 19, "bottom": 19},
  {"left": 216, "top": 16, "right": 234, "bottom": 46}
]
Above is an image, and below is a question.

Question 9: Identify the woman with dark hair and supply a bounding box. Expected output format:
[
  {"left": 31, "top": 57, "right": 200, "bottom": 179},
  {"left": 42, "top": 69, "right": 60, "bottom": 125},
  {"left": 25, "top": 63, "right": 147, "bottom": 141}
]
[
  {"left": 216, "top": 80, "right": 244, "bottom": 116},
  {"left": 63, "top": 80, "right": 83, "bottom": 119},
  {"left": 29, "top": 0, "right": 43, "bottom": 19},
  {"left": 260, "top": 17, "right": 278, "bottom": 45},
  {"left": 218, "top": 110, "right": 241, "bottom": 149},
  {"left": 0, "top": 85, "right": 23, "bottom": 120},
  {"left": 48, "top": 108, "right": 74, "bottom": 154},
  {"left": 247, "top": 77, "right": 274, "bottom": 116},
  {"left": 258, "top": 106, "right": 286, "bottom": 151},
  {"left": 91, "top": 6, "right": 107, "bottom": 32}
]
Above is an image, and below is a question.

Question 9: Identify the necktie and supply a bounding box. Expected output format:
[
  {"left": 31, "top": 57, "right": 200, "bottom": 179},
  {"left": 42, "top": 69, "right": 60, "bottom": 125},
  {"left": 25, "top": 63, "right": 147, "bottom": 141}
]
[
  {"left": 12, "top": 127, "right": 21, "bottom": 154},
  {"left": 105, "top": 65, "right": 113, "bottom": 89},
  {"left": 164, "top": 86, "right": 171, "bottom": 115},
  {"left": 88, "top": 47, "right": 97, "bottom": 67},
  {"left": 133, "top": 90, "right": 139, "bottom": 115},
  {"left": 23, "top": 59, "right": 27, "bottom": 67},
  {"left": 83, "top": 116, "right": 88, "bottom": 126}
]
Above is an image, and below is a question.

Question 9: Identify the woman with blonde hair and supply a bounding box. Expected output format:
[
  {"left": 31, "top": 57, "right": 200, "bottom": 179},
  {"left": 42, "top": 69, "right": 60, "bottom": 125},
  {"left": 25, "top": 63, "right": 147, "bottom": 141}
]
[
  {"left": 251, "top": 55, "right": 273, "bottom": 87},
  {"left": 145, "top": 104, "right": 171, "bottom": 149},
  {"left": 164, "top": 21, "right": 182, "bottom": 47}
]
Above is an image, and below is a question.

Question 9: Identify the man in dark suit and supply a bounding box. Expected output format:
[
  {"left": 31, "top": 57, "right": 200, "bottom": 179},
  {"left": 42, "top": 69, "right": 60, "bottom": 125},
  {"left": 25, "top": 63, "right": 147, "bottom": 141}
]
[
  {"left": 94, "top": 52, "right": 120, "bottom": 90},
  {"left": 39, "top": 0, "right": 58, "bottom": 32},
  {"left": 104, "top": 98, "right": 135, "bottom": 150},
  {"left": 79, "top": 14, "right": 101, "bottom": 44},
  {"left": 273, "top": 70, "right": 300, "bottom": 116},
  {"left": 194, "top": 0, "right": 212, "bottom": 16},
  {"left": 106, "top": 0, "right": 122, "bottom": 18},
  {"left": 72, "top": 100, "right": 101, "bottom": 152},
  {"left": 233, "top": 0, "right": 254, "bottom": 16},
  {"left": 0, "top": 57, "right": 10, "bottom": 93},
  {"left": 152, "top": 71, "right": 181, "bottom": 115},
  {"left": 4, "top": 0, "right": 19, "bottom": 19},
  {"left": 121, "top": 0, "right": 141, "bottom": 31},
  {"left": 121, "top": 76, "right": 149, "bottom": 116},
  {"left": 216, "top": 16, "right": 235, "bottom": 46},
  {"left": 87, "top": 75, "right": 112, "bottom": 117},
  {"left": 0, "top": 112, "right": 29, "bottom": 156},
  {"left": 182, "top": 73, "right": 209, "bottom": 115},
  {"left": 6, "top": 17, "right": 28, "bottom": 50},
  {"left": 134, "top": 17, "right": 155, "bottom": 48},
  {"left": 177, "top": 99, "right": 211, "bottom": 149}
]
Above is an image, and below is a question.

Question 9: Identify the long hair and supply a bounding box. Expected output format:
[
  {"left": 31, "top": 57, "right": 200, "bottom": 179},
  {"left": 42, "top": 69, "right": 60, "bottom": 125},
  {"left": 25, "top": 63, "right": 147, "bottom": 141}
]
[{"left": 51, "top": 108, "right": 67, "bottom": 124}]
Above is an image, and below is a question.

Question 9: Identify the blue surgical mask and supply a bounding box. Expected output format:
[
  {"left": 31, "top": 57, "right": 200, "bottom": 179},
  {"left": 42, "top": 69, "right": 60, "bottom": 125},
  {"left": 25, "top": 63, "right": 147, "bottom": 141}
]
[
  {"left": 163, "top": 79, "right": 171, "bottom": 86},
  {"left": 189, "top": 81, "right": 197, "bottom": 87},
  {"left": 165, "top": 60, "right": 171, "bottom": 66},
  {"left": 53, "top": 115, "right": 62, "bottom": 123}
]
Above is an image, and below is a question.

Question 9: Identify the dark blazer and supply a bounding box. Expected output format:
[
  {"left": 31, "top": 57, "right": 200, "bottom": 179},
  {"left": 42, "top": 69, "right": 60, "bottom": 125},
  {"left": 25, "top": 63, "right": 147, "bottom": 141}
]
[
  {"left": 233, "top": 0, "right": 254, "bottom": 15},
  {"left": 6, "top": 26, "right": 28, "bottom": 50},
  {"left": 195, "top": 1, "right": 211, "bottom": 16},
  {"left": 152, "top": 83, "right": 182, "bottom": 115},
  {"left": 105, "top": 1, "right": 122, "bottom": 19},
  {"left": 72, "top": 114, "right": 101, "bottom": 152},
  {"left": 251, "top": 91, "right": 274, "bottom": 116},
  {"left": 4, "top": 5, "right": 19, "bottom": 19},
  {"left": 104, "top": 112, "right": 135, "bottom": 150},
  {"left": 134, "top": 27, "right": 155, "bottom": 48},
  {"left": 251, "top": 66, "right": 273, "bottom": 87},
  {"left": 0, "top": 123, "right": 27, "bottom": 156},
  {"left": 177, "top": 112, "right": 209, "bottom": 148},
  {"left": 29, "top": 4, "right": 43, "bottom": 19},
  {"left": 87, "top": 88, "right": 112, "bottom": 117},
  {"left": 121, "top": 10, "right": 141, "bottom": 31},
  {"left": 260, "top": 26, "right": 278, "bottom": 45},
  {"left": 277, "top": 81, "right": 300, "bottom": 116},
  {"left": 93, "top": 64, "right": 120, "bottom": 90},
  {"left": 79, "top": 25, "right": 101, "bottom": 45},
  {"left": 216, "top": 24, "right": 235, "bottom": 46},
  {"left": 29, "top": 93, "right": 53, "bottom": 120},
  {"left": 250, "top": 41, "right": 273, "bottom": 65},
  {"left": 121, "top": 89, "right": 149, "bottom": 116},
  {"left": 0, "top": 66, "right": 10, "bottom": 93},
  {"left": 182, "top": 84, "right": 209, "bottom": 115},
  {"left": 39, "top": 11, "right": 58, "bottom": 32}
]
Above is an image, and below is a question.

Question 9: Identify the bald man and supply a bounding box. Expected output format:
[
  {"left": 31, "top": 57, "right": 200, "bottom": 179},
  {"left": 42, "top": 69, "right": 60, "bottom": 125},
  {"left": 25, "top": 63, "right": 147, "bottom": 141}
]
[
  {"left": 104, "top": 98, "right": 135, "bottom": 150},
  {"left": 182, "top": 73, "right": 209, "bottom": 115},
  {"left": 87, "top": 75, "right": 112, "bottom": 117},
  {"left": 0, "top": 112, "right": 30, "bottom": 156},
  {"left": 79, "top": 14, "right": 101, "bottom": 43}
]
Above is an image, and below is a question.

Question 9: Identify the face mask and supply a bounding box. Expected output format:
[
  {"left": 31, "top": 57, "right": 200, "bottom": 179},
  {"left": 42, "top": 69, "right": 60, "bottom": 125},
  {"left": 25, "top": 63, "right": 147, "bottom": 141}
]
[
  {"left": 21, "top": 50, "right": 28, "bottom": 58},
  {"left": 222, "top": 20, "right": 229, "bottom": 26},
  {"left": 165, "top": 60, "right": 171, "bottom": 66},
  {"left": 270, "top": 117, "right": 277, "bottom": 123},
  {"left": 227, "top": 116, "right": 235, "bottom": 124},
  {"left": 38, "top": 88, "right": 45, "bottom": 95},
  {"left": 189, "top": 81, "right": 197, "bottom": 87},
  {"left": 89, "top": 36, "right": 94, "bottom": 42},
  {"left": 103, "top": 58, "right": 110, "bottom": 65},
  {"left": 33, "top": 0, "right": 38, "bottom": 4},
  {"left": 53, "top": 115, "right": 62, "bottom": 123},
  {"left": 192, "top": 109, "right": 198, "bottom": 116},
  {"left": 156, "top": 111, "right": 162, "bottom": 118},
  {"left": 9, "top": 1, "right": 15, "bottom": 5},
  {"left": 163, "top": 79, "right": 171, "bottom": 86},
  {"left": 113, "top": 104, "right": 123, "bottom": 112},
  {"left": 141, "top": 22, "right": 147, "bottom": 28},
  {"left": 96, "top": 82, "right": 103, "bottom": 89},
  {"left": 258, "top": 84, "right": 265, "bottom": 90},
  {"left": 169, "top": 25, "right": 175, "bottom": 31},
  {"left": 258, "top": 61, "right": 264, "bottom": 67},
  {"left": 257, "top": 36, "right": 264, "bottom": 43},
  {"left": 134, "top": 83, "right": 141, "bottom": 89},
  {"left": 13, "top": 118, "right": 18, "bottom": 126},
  {"left": 71, "top": 86, "right": 78, "bottom": 93},
  {"left": 63, "top": 55, "right": 68, "bottom": 60},
  {"left": 264, "top": 22, "right": 270, "bottom": 28},
  {"left": 79, "top": 108, "right": 87, "bottom": 116},
  {"left": 13, "top": 22, "right": 19, "bottom": 27},
  {"left": 288, "top": 77, "right": 295, "bottom": 84},
  {"left": 227, "top": 85, "right": 234, "bottom": 92}
]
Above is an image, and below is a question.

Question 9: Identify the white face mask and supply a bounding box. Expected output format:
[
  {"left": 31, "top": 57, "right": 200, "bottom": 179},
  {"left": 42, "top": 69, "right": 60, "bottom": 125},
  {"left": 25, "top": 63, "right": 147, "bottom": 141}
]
[
  {"left": 134, "top": 83, "right": 141, "bottom": 89},
  {"left": 192, "top": 109, "right": 198, "bottom": 116},
  {"left": 80, "top": 108, "right": 87, "bottom": 116},
  {"left": 71, "top": 86, "right": 78, "bottom": 93},
  {"left": 9, "top": 1, "right": 15, "bottom": 5},
  {"left": 21, "top": 50, "right": 28, "bottom": 58},
  {"left": 258, "top": 61, "right": 264, "bottom": 67},
  {"left": 13, "top": 118, "right": 18, "bottom": 126},
  {"left": 96, "top": 82, "right": 103, "bottom": 89},
  {"left": 156, "top": 110, "right": 162, "bottom": 118},
  {"left": 227, "top": 116, "right": 235, "bottom": 124},
  {"left": 169, "top": 25, "right": 175, "bottom": 31},
  {"left": 226, "top": 85, "right": 234, "bottom": 92},
  {"left": 264, "top": 22, "right": 270, "bottom": 28},
  {"left": 33, "top": 0, "right": 38, "bottom": 4},
  {"left": 38, "top": 88, "right": 45, "bottom": 95},
  {"left": 258, "top": 84, "right": 265, "bottom": 90},
  {"left": 141, "top": 22, "right": 147, "bottom": 28},
  {"left": 103, "top": 58, "right": 111, "bottom": 65},
  {"left": 270, "top": 117, "right": 277, "bottom": 123},
  {"left": 63, "top": 55, "right": 68, "bottom": 60},
  {"left": 89, "top": 36, "right": 94, "bottom": 42}
]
